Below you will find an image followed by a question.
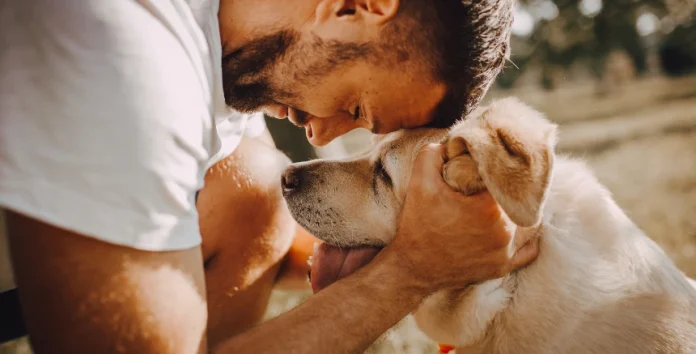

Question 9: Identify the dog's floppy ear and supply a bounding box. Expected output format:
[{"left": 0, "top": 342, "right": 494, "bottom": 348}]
[{"left": 444, "top": 98, "right": 557, "bottom": 227}]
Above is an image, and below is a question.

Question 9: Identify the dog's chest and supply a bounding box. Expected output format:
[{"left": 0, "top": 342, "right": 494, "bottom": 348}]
[{"left": 413, "top": 278, "right": 512, "bottom": 347}]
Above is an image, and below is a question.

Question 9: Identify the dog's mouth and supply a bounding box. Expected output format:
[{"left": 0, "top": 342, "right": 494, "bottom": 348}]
[{"left": 309, "top": 243, "right": 383, "bottom": 293}]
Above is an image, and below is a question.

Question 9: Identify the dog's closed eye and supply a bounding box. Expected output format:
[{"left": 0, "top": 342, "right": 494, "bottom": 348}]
[{"left": 375, "top": 159, "right": 392, "bottom": 186}]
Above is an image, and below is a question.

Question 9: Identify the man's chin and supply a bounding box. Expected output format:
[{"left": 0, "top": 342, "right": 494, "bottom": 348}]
[{"left": 309, "top": 243, "right": 383, "bottom": 293}]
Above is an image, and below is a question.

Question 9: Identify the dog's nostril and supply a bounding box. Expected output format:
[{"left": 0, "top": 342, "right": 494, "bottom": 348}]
[{"left": 281, "top": 166, "right": 304, "bottom": 195}]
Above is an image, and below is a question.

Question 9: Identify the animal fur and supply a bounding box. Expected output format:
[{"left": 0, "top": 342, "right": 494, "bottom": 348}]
[{"left": 283, "top": 97, "right": 696, "bottom": 353}]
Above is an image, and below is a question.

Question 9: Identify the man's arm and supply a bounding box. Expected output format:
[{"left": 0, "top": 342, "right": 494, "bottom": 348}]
[
  {"left": 214, "top": 247, "right": 422, "bottom": 353},
  {"left": 7, "top": 213, "right": 409, "bottom": 354},
  {"left": 7, "top": 212, "right": 208, "bottom": 354},
  {"left": 1, "top": 2, "right": 212, "bottom": 351},
  {"left": 10, "top": 144, "right": 537, "bottom": 354},
  {"left": 214, "top": 144, "right": 539, "bottom": 353}
]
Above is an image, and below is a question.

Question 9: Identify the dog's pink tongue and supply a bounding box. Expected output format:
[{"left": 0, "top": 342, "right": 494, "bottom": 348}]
[{"left": 310, "top": 243, "right": 381, "bottom": 293}]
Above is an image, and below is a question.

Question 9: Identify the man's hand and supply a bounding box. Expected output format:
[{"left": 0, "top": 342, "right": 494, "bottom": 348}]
[{"left": 388, "top": 143, "right": 539, "bottom": 294}]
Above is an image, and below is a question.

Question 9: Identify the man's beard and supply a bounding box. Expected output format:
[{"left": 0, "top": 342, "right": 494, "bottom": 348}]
[
  {"left": 223, "top": 80, "right": 276, "bottom": 113},
  {"left": 221, "top": 30, "right": 297, "bottom": 113},
  {"left": 221, "top": 30, "right": 373, "bottom": 114}
]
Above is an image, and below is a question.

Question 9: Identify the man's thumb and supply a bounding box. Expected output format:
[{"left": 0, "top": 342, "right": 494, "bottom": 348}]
[{"left": 412, "top": 143, "right": 446, "bottom": 181}]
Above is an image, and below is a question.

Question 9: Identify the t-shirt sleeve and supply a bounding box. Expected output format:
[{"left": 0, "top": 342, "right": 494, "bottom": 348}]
[{"left": 0, "top": 1, "right": 215, "bottom": 251}]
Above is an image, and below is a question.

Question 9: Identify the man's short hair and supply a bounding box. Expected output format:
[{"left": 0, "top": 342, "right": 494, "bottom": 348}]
[
  {"left": 222, "top": 0, "right": 515, "bottom": 122},
  {"left": 383, "top": 0, "right": 514, "bottom": 126}
]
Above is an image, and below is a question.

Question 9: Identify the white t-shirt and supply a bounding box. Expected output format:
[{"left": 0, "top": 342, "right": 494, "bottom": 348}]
[{"left": 0, "top": 0, "right": 265, "bottom": 291}]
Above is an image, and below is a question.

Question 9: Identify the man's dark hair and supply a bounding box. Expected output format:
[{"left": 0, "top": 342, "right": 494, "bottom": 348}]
[
  {"left": 382, "top": 0, "right": 514, "bottom": 127},
  {"left": 222, "top": 0, "right": 514, "bottom": 123}
]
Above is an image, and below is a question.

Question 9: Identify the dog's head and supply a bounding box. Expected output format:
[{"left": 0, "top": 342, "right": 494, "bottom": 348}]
[
  {"left": 281, "top": 128, "right": 447, "bottom": 248},
  {"left": 282, "top": 98, "right": 557, "bottom": 250}
]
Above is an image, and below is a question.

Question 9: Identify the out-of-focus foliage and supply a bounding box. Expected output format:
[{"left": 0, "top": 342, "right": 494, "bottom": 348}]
[
  {"left": 497, "top": 0, "right": 696, "bottom": 89},
  {"left": 659, "top": 20, "right": 696, "bottom": 76}
]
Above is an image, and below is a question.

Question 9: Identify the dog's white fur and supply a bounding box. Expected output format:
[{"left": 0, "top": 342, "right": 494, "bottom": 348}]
[{"left": 283, "top": 98, "right": 696, "bottom": 353}]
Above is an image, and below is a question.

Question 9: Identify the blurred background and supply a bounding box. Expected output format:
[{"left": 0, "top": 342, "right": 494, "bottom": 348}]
[
  {"left": 2, "top": 0, "right": 695, "bottom": 353},
  {"left": 264, "top": 0, "right": 696, "bottom": 352}
]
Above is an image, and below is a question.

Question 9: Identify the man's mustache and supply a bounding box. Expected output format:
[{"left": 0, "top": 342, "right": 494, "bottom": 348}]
[
  {"left": 223, "top": 81, "right": 270, "bottom": 113},
  {"left": 289, "top": 107, "right": 309, "bottom": 126}
]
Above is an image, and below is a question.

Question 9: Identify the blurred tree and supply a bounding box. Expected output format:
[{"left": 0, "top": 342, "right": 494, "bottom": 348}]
[
  {"left": 496, "top": 0, "right": 695, "bottom": 89},
  {"left": 659, "top": 20, "right": 696, "bottom": 76}
]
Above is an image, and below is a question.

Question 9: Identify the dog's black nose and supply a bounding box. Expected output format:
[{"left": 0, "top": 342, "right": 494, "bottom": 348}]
[{"left": 281, "top": 165, "right": 305, "bottom": 195}]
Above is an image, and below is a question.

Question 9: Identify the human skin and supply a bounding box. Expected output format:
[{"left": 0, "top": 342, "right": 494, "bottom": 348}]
[
  {"left": 218, "top": 0, "right": 449, "bottom": 146},
  {"left": 6, "top": 0, "right": 538, "bottom": 353},
  {"left": 9, "top": 143, "right": 538, "bottom": 354}
]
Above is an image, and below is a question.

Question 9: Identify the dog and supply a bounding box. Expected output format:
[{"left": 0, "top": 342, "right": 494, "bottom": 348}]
[{"left": 281, "top": 97, "right": 696, "bottom": 353}]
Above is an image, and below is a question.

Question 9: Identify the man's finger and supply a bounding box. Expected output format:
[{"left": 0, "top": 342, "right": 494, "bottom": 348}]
[
  {"left": 409, "top": 144, "right": 449, "bottom": 196},
  {"left": 412, "top": 143, "right": 446, "bottom": 179}
]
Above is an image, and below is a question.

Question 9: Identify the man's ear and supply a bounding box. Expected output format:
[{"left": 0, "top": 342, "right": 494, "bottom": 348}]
[
  {"left": 357, "top": 0, "right": 399, "bottom": 24},
  {"left": 314, "top": 0, "right": 399, "bottom": 41},
  {"left": 445, "top": 98, "right": 557, "bottom": 227},
  {"left": 327, "top": 0, "right": 398, "bottom": 22}
]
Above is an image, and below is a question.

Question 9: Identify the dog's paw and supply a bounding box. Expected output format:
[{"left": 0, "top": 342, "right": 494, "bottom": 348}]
[
  {"left": 443, "top": 98, "right": 557, "bottom": 227},
  {"left": 443, "top": 135, "right": 486, "bottom": 195}
]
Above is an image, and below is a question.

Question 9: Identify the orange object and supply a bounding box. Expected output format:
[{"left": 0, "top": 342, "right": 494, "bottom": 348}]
[
  {"left": 275, "top": 224, "right": 322, "bottom": 289},
  {"left": 438, "top": 344, "right": 456, "bottom": 353},
  {"left": 286, "top": 224, "right": 321, "bottom": 269}
]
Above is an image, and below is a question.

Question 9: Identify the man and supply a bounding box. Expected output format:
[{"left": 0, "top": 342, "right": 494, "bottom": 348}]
[{"left": 0, "top": 0, "right": 537, "bottom": 353}]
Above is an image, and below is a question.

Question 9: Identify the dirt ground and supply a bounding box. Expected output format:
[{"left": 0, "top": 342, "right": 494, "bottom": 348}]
[{"left": 2, "top": 75, "right": 695, "bottom": 353}]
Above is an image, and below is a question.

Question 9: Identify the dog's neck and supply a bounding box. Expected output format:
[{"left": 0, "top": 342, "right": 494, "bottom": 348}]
[
  {"left": 413, "top": 222, "right": 544, "bottom": 349},
  {"left": 513, "top": 223, "right": 544, "bottom": 256}
]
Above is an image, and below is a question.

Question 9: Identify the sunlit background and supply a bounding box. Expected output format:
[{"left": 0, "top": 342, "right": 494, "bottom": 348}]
[
  {"left": 264, "top": 1, "right": 696, "bottom": 352},
  {"left": 2, "top": 1, "right": 695, "bottom": 353}
]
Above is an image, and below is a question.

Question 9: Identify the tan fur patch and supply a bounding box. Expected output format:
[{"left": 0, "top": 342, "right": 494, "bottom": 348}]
[{"left": 444, "top": 98, "right": 557, "bottom": 227}]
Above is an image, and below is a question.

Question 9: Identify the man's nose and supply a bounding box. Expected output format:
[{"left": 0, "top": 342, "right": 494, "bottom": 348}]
[{"left": 281, "top": 165, "right": 308, "bottom": 196}]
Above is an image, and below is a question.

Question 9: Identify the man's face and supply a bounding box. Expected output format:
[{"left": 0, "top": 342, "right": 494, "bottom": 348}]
[{"left": 218, "top": 0, "right": 448, "bottom": 146}]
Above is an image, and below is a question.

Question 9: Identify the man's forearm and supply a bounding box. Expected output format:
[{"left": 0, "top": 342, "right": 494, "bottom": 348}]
[{"left": 212, "top": 247, "right": 425, "bottom": 354}]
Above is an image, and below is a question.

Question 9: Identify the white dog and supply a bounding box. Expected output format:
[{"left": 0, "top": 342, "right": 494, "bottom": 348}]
[{"left": 282, "top": 97, "right": 696, "bottom": 353}]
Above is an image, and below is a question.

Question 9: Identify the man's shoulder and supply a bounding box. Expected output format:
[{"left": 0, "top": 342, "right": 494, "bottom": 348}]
[{"left": 0, "top": 0, "right": 217, "bottom": 260}]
